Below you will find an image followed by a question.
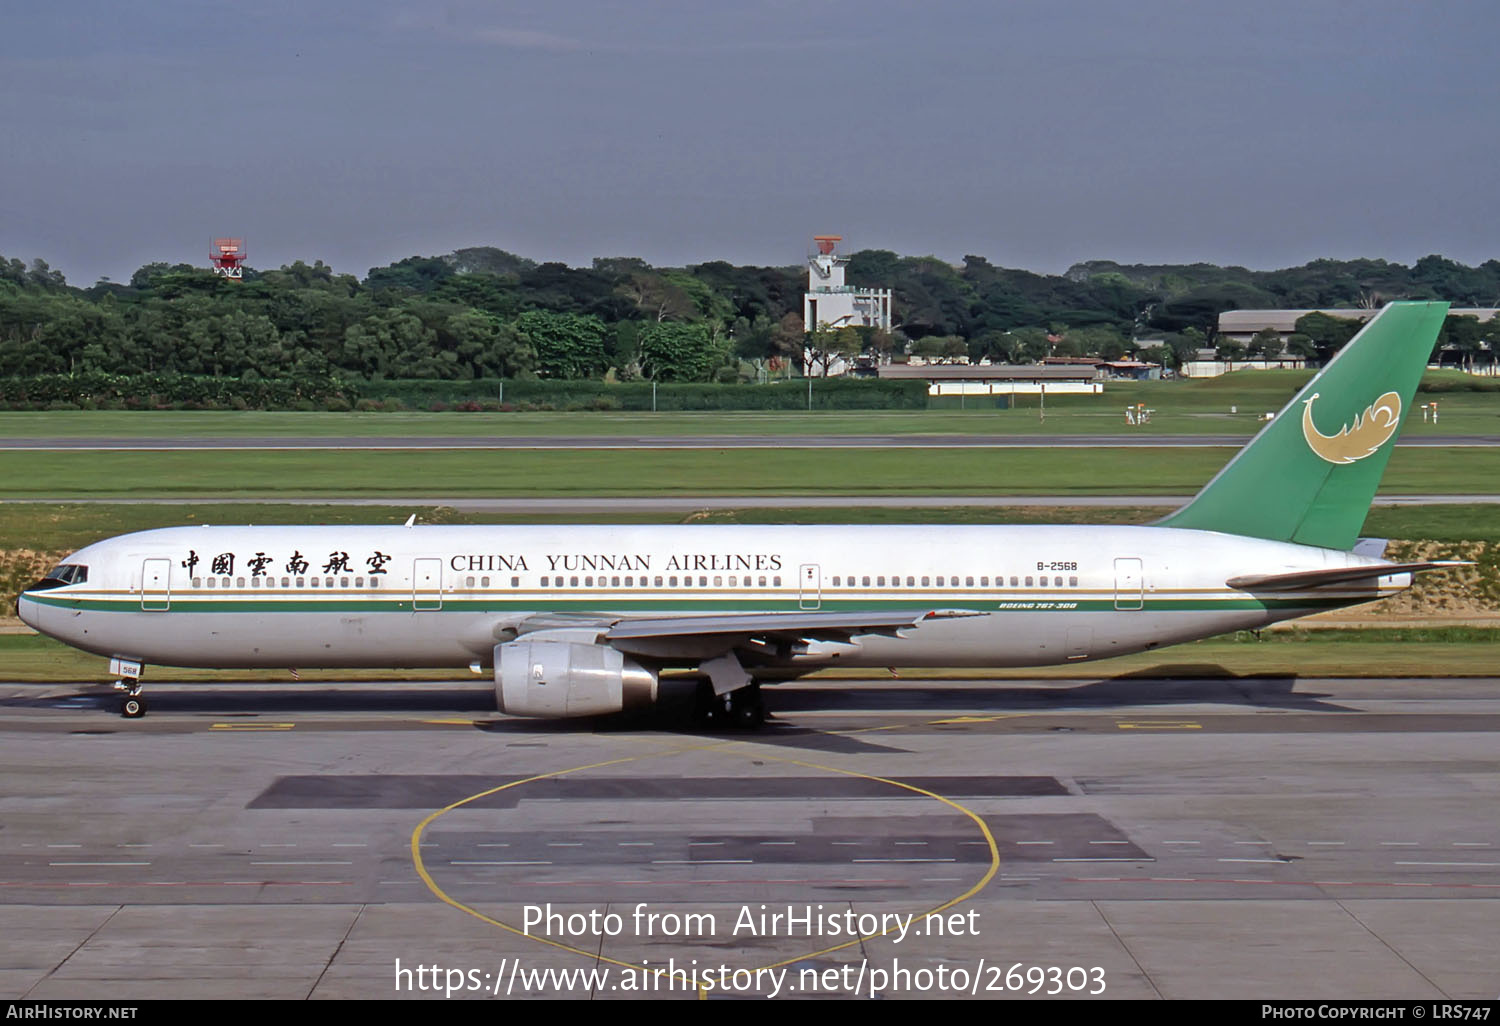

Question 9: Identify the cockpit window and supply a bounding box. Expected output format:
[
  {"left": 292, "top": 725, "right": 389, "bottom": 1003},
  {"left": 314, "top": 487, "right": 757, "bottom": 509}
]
[{"left": 28, "top": 564, "right": 88, "bottom": 591}]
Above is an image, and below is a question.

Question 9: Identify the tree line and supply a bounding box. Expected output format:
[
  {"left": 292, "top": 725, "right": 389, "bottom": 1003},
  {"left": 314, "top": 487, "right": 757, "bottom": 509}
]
[{"left": 2, "top": 247, "right": 1497, "bottom": 385}]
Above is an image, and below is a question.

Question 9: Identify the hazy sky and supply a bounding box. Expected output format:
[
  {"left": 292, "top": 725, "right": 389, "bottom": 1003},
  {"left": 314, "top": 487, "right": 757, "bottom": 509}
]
[{"left": 4, "top": 1, "right": 1498, "bottom": 285}]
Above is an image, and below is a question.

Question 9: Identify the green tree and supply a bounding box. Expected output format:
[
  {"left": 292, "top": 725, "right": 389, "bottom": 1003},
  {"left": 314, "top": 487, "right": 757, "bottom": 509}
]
[
  {"left": 514, "top": 310, "right": 607, "bottom": 379},
  {"left": 1247, "top": 327, "right": 1283, "bottom": 365},
  {"left": 638, "top": 322, "right": 728, "bottom": 381}
]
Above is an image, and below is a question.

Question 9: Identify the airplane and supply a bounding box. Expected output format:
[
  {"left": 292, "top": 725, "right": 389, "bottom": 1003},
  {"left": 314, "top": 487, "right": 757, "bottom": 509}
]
[{"left": 17, "top": 301, "right": 1464, "bottom": 725}]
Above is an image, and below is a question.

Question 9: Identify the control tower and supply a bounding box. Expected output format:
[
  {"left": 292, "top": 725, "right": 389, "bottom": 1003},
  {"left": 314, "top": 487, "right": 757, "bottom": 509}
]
[{"left": 802, "top": 235, "right": 891, "bottom": 334}]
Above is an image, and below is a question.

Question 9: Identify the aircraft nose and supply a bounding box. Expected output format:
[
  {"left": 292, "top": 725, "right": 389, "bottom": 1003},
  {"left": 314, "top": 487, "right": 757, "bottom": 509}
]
[{"left": 16, "top": 591, "right": 44, "bottom": 632}]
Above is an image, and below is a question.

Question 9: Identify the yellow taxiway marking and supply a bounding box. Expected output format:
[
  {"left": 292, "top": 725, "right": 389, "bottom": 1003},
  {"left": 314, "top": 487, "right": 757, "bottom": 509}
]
[
  {"left": 1116, "top": 721, "right": 1202, "bottom": 730},
  {"left": 210, "top": 722, "right": 294, "bottom": 731},
  {"left": 410, "top": 735, "right": 1001, "bottom": 1000},
  {"left": 929, "top": 714, "right": 1022, "bottom": 725},
  {"left": 420, "top": 718, "right": 478, "bottom": 726}
]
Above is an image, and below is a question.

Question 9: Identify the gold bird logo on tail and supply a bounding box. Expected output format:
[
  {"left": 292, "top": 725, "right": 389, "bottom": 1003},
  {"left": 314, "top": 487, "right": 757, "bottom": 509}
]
[{"left": 1300, "top": 391, "right": 1402, "bottom": 464}]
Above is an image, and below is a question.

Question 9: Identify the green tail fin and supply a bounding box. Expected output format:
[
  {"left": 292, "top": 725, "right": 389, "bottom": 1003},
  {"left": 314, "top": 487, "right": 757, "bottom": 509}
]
[{"left": 1158, "top": 300, "right": 1449, "bottom": 550}]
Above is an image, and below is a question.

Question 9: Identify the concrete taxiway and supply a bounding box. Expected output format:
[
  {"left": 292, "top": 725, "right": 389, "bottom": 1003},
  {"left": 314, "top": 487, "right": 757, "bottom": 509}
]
[{"left": 1, "top": 674, "right": 1498, "bottom": 1000}]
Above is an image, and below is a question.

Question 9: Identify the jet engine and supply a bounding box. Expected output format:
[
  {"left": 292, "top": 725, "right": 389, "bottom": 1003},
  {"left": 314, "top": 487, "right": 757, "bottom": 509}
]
[{"left": 494, "top": 639, "right": 657, "bottom": 717}]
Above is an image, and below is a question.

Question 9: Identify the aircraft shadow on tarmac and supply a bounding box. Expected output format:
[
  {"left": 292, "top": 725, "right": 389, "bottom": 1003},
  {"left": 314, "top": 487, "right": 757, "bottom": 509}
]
[{"left": 15, "top": 664, "right": 1356, "bottom": 747}]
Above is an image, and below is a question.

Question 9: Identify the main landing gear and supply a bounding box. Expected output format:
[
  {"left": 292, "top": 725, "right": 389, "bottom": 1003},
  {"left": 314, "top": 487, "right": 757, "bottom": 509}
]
[
  {"left": 113, "top": 678, "right": 146, "bottom": 718},
  {"left": 694, "top": 682, "right": 767, "bottom": 730}
]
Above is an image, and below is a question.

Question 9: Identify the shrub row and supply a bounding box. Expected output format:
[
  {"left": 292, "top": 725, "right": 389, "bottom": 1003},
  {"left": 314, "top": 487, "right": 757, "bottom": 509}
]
[
  {"left": 0, "top": 374, "right": 931, "bottom": 412},
  {"left": 0, "top": 373, "right": 356, "bottom": 410},
  {"left": 356, "top": 377, "right": 930, "bottom": 411}
]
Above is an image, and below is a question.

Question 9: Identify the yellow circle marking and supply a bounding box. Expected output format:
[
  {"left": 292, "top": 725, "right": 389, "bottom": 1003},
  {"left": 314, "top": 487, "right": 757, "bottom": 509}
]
[{"left": 409, "top": 732, "right": 1001, "bottom": 998}]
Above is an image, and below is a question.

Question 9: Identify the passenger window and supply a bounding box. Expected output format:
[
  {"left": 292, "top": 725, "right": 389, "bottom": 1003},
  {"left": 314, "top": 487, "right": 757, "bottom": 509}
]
[
  {"left": 296, "top": 577, "right": 306, "bottom": 588},
  {"left": 612, "top": 576, "right": 621, "bottom": 587},
  {"left": 235, "top": 577, "right": 245, "bottom": 588},
  {"left": 1025, "top": 576, "right": 1034, "bottom": 587},
  {"left": 1069, "top": 576, "right": 1078, "bottom": 587},
  {"left": 466, "top": 576, "right": 475, "bottom": 588},
  {"left": 683, "top": 577, "right": 693, "bottom": 588},
  {"left": 1010, "top": 576, "right": 1018, "bottom": 587},
  {"left": 341, "top": 578, "right": 351, "bottom": 589},
  {"left": 655, "top": 576, "right": 664, "bottom": 587},
  {"left": 877, "top": 576, "right": 885, "bottom": 587},
  {"left": 541, "top": 576, "right": 549, "bottom": 587},
  {"left": 980, "top": 576, "right": 988, "bottom": 587},
  {"left": 773, "top": 576, "right": 782, "bottom": 587},
  {"left": 730, "top": 576, "right": 738, "bottom": 587},
  {"left": 325, "top": 577, "right": 334, "bottom": 588},
  {"left": 585, "top": 576, "right": 593, "bottom": 587},
  {"left": 511, "top": 577, "right": 520, "bottom": 588},
  {"left": 921, "top": 576, "right": 930, "bottom": 587},
  {"left": 251, "top": 577, "right": 260, "bottom": 588},
  {"left": 936, "top": 576, "right": 945, "bottom": 587},
  {"left": 906, "top": 576, "right": 915, "bottom": 587},
  {"left": 669, "top": 576, "right": 678, "bottom": 587},
  {"left": 206, "top": 578, "right": 216, "bottom": 589},
  {"left": 758, "top": 576, "right": 767, "bottom": 587},
  {"left": 192, "top": 577, "right": 202, "bottom": 588},
  {"left": 481, "top": 576, "right": 490, "bottom": 588},
  {"left": 281, "top": 577, "right": 290, "bottom": 588},
  {"left": 831, "top": 576, "right": 840, "bottom": 587},
  {"left": 570, "top": 576, "right": 579, "bottom": 587},
  {"left": 966, "top": 576, "right": 974, "bottom": 587}
]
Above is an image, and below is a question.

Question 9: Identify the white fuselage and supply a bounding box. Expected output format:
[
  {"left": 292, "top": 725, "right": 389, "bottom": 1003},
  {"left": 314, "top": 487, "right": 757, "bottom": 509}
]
[{"left": 17, "top": 523, "right": 1405, "bottom": 672}]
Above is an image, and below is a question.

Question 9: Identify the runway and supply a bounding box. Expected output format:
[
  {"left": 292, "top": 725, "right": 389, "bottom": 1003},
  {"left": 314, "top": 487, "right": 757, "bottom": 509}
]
[
  {"left": 2, "top": 432, "right": 1495, "bottom": 450},
  {"left": 2, "top": 674, "right": 1498, "bottom": 999}
]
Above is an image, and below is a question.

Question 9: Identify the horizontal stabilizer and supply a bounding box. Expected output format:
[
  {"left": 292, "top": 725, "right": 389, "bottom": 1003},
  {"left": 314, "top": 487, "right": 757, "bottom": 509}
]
[{"left": 1226, "top": 561, "right": 1470, "bottom": 591}]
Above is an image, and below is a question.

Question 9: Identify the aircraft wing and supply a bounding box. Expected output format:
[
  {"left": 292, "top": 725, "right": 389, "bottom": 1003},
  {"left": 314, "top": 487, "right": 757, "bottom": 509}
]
[
  {"left": 1226, "top": 561, "right": 1469, "bottom": 591},
  {"left": 602, "top": 608, "right": 983, "bottom": 642}
]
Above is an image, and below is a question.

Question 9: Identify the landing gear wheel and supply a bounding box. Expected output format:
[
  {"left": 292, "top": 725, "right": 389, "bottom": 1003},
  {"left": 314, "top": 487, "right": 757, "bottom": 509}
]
[
  {"left": 693, "top": 682, "right": 765, "bottom": 730},
  {"left": 121, "top": 696, "right": 147, "bottom": 718},
  {"left": 732, "top": 686, "right": 766, "bottom": 729}
]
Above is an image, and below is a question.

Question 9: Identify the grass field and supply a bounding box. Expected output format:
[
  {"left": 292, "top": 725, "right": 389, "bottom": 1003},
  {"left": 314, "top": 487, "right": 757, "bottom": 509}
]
[
  {"left": 3, "top": 629, "right": 1496, "bottom": 684},
  {"left": 0, "top": 370, "right": 1495, "bottom": 438},
  {"left": 0, "top": 444, "right": 1496, "bottom": 498}
]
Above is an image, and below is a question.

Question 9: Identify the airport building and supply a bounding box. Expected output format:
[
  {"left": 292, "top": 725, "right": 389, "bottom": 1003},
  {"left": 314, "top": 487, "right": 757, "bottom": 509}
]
[
  {"left": 877, "top": 363, "right": 1103, "bottom": 399},
  {"left": 1200, "top": 307, "right": 1500, "bottom": 377},
  {"left": 1217, "top": 307, "right": 1500, "bottom": 345}
]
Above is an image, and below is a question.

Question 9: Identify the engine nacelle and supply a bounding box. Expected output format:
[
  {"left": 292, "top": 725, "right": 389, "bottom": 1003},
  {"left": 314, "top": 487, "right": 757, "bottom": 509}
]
[{"left": 495, "top": 639, "right": 657, "bottom": 717}]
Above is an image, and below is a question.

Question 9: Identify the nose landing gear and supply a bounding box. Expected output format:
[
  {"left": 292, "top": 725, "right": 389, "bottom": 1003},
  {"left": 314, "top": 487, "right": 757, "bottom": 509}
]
[{"left": 113, "top": 677, "right": 146, "bottom": 718}]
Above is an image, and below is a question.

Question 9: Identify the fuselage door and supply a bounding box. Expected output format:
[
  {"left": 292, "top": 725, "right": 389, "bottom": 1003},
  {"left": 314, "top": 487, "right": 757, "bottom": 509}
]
[
  {"left": 141, "top": 558, "right": 171, "bottom": 612},
  {"left": 799, "top": 563, "right": 821, "bottom": 610},
  {"left": 1114, "top": 557, "right": 1144, "bottom": 611},
  {"left": 413, "top": 558, "right": 442, "bottom": 611}
]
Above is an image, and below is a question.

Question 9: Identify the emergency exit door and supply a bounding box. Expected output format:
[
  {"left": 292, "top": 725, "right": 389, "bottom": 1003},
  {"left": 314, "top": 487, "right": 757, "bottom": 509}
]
[
  {"left": 413, "top": 558, "right": 442, "bottom": 611},
  {"left": 1114, "top": 557, "right": 1144, "bottom": 610},
  {"left": 799, "top": 564, "right": 821, "bottom": 610},
  {"left": 141, "top": 558, "right": 171, "bottom": 611}
]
